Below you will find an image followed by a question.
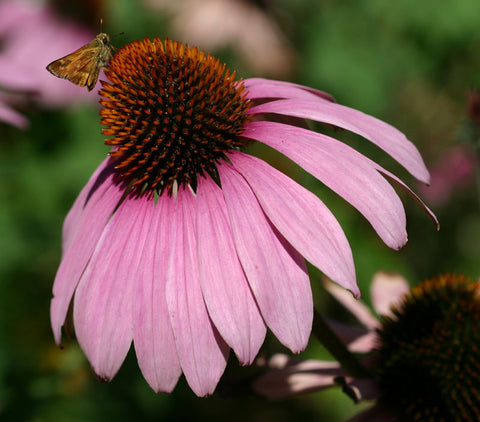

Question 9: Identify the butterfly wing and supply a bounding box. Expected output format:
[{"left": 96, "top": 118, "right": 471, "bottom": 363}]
[{"left": 46, "top": 36, "right": 111, "bottom": 91}]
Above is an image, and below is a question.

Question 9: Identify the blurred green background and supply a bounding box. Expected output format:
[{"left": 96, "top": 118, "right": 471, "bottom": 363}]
[{"left": 1, "top": 0, "right": 479, "bottom": 420}]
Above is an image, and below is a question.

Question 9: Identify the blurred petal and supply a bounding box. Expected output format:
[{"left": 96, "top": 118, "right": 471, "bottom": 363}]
[
  {"left": 0, "top": 99, "right": 28, "bottom": 128},
  {"left": 73, "top": 195, "right": 154, "bottom": 379},
  {"left": 229, "top": 152, "right": 359, "bottom": 297},
  {"left": 324, "top": 280, "right": 379, "bottom": 330},
  {"left": 370, "top": 272, "right": 410, "bottom": 317},
  {"left": 253, "top": 357, "right": 345, "bottom": 399},
  {"left": 249, "top": 99, "right": 430, "bottom": 184},
  {"left": 133, "top": 193, "right": 182, "bottom": 393},
  {"left": 166, "top": 188, "right": 229, "bottom": 396},
  {"left": 0, "top": 1, "right": 95, "bottom": 106},
  {"left": 50, "top": 169, "right": 123, "bottom": 345},
  {"left": 326, "top": 319, "right": 376, "bottom": 353},
  {"left": 219, "top": 163, "right": 312, "bottom": 352},
  {"left": 155, "top": 0, "right": 295, "bottom": 77},
  {"left": 418, "top": 145, "right": 475, "bottom": 206},
  {"left": 196, "top": 177, "right": 266, "bottom": 365},
  {"left": 242, "top": 121, "right": 408, "bottom": 249}
]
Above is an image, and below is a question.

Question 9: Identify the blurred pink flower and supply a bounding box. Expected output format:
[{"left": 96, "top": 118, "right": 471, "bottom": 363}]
[
  {"left": 0, "top": 0, "right": 99, "bottom": 128},
  {"left": 252, "top": 272, "right": 409, "bottom": 407},
  {"left": 418, "top": 145, "right": 475, "bottom": 206},
  {"left": 143, "top": 0, "right": 295, "bottom": 77},
  {"left": 51, "top": 38, "right": 435, "bottom": 396}
]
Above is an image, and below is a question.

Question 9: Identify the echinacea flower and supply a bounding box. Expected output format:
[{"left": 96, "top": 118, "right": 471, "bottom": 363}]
[
  {"left": 254, "top": 273, "right": 480, "bottom": 421},
  {"left": 0, "top": 0, "right": 98, "bottom": 128},
  {"left": 51, "top": 37, "right": 437, "bottom": 396}
]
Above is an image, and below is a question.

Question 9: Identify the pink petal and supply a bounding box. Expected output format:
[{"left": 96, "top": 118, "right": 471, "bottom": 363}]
[
  {"left": 245, "top": 77, "right": 335, "bottom": 102},
  {"left": 253, "top": 357, "right": 345, "bottom": 399},
  {"left": 255, "top": 354, "right": 379, "bottom": 401},
  {"left": 133, "top": 193, "right": 182, "bottom": 393},
  {"left": 242, "top": 121, "right": 408, "bottom": 249},
  {"left": 218, "top": 162, "right": 313, "bottom": 352},
  {"left": 248, "top": 99, "right": 430, "bottom": 184},
  {"left": 50, "top": 170, "right": 123, "bottom": 345},
  {"left": 370, "top": 271, "right": 410, "bottom": 317},
  {"left": 0, "top": 99, "right": 28, "bottom": 128},
  {"left": 347, "top": 332, "right": 378, "bottom": 355},
  {"left": 326, "top": 319, "right": 377, "bottom": 354},
  {"left": 165, "top": 187, "right": 229, "bottom": 396},
  {"left": 0, "top": 57, "right": 38, "bottom": 92},
  {"left": 62, "top": 158, "right": 112, "bottom": 252},
  {"left": 73, "top": 195, "right": 154, "bottom": 380},
  {"left": 323, "top": 280, "right": 379, "bottom": 330},
  {"left": 379, "top": 169, "right": 439, "bottom": 230},
  {"left": 228, "top": 152, "right": 359, "bottom": 298},
  {"left": 196, "top": 177, "right": 266, "bottom": 365}
]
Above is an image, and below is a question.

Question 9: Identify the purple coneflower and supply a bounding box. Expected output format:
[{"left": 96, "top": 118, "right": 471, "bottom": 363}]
[{"left": 51, "top": 38, "right": 436, "bottom": 396}]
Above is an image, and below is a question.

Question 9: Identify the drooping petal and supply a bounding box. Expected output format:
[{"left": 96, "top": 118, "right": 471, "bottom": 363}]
[
  {"left": 218, "top": 162, "right": 313, "bottom": 352},
  {"left": 165, "top": 187, "right": 229, "bottom": 397},
  {"left": 325, "top": 319, "right": 376, "bottom": 354},
  {"left": 196, "top": 176, "right": 266, "bottom": 365},
  {"left": 133, "top": 192, "right": 182, "bottom": 393},
  {"left": 242, "top": 121, "right": 408, "bottom": 249},
  {"left": 253, "top": 356, "right": 346, "bottom": 399},
  {"left": 245, "top": 77, "right": 335, "bottom": 102},
  {"left": 248, "top": 99, "right": 430, "bottom": 184},
  {"left": 324, "top": 280, "right": 379, "bottom": 330},
  {"left": 370, "top": 272, "right": 410, "bottom": 318},
  {"left": 229, "top": 152, "right": 359, "bottom": 297},
  {"left": 73, "top": 194, "right": 154, "bottom": 380},
  {"left": 253, "top": 352, "right": 379, "bottom": 401},
  {"left": 50, "top": 168, "right": 123, "bottom": 345},
  {"left": 379, "top": 169, "right": 439, "bottom": 229}
]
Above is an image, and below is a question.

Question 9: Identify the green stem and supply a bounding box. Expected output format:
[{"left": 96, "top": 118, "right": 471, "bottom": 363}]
[{"left": 312, "top": 309, "right": 371, "bottom": 379}]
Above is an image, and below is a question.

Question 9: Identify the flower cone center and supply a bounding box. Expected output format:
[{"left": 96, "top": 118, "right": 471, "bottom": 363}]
[
  {"left": 375, "top": 274, "right": 480, "bottom": 421},
  {"left": 99, "top": 38, "right": 251, "bottom": 196}
]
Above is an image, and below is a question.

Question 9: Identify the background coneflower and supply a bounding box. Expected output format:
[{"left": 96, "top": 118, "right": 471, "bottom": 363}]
[{"left": 254, "top": 273, "right": 480, "bottom": 422}]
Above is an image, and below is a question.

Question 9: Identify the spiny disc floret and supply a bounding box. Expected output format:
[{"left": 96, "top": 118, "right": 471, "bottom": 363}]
[
  {"left": 375, "top": 274, "right": 480, "bottom": 421},
  {"left": 100, "top": 38, "right": 251, "bottom": 195}
]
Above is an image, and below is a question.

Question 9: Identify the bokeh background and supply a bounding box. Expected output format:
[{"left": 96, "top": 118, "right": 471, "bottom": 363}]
[{"left": 1, "top": 0, "right": 479, "bottom": 420}]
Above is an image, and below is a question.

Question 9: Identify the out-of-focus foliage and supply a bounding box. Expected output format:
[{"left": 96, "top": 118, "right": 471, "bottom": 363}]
[{"left": 1, "top": 0, "right": 479, "bottom": 420}]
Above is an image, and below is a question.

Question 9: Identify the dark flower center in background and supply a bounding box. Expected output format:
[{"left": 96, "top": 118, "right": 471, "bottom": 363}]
[
  {"left": 99, "top": 38, "right": 252, "bottom": 196},
  {"left": 375, "top": 274, "right": 480, "bottom": 422}
]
